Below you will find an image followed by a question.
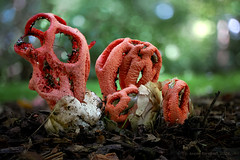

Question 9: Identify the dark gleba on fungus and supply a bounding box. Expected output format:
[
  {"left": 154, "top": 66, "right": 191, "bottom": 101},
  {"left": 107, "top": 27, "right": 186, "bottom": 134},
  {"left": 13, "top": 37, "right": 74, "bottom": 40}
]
[
  {"left": 14, "top": 13, "right": 92, "bottom": 110},
  {"left": 14, "top": 13, "right": 103, "bottom": 134},
  {"left": 14, "top": 13, "right": 193, "bottom": 131}
]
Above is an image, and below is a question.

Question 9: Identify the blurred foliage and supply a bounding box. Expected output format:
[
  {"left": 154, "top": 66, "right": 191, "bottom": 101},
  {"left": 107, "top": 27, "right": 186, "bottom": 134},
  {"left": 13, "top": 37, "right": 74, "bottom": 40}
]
[
  {"left": 0, "top": 0, "right": 240, "bottom": 98},
  {"left": 1, "top": 71, "right": 240, "bottom": 102}
]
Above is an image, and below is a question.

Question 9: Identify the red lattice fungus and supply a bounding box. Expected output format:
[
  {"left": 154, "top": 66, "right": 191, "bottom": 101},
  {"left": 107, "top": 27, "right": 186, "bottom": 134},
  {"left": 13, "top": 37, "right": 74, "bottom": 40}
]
[
  {"left": 95, "top": 38, "right": 162, "bottom": 123},
  {"left": 162, "top": 79, "right": 190, "bottom": 124},
  {"left": 95, "top": 38, "right": 162, "bottom": 98},
  {"left": 14, "top": 13, "right": 93, "bottom": 109}
]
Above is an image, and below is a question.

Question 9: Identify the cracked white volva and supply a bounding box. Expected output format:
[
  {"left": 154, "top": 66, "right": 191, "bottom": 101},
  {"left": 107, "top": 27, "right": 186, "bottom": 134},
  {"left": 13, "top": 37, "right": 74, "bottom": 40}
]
[
  {"left": 128, "top": 81, "right": 162, "bottom": 131},
  {"left": 44, "top": 90, "right": 102, "bottom": 134}
]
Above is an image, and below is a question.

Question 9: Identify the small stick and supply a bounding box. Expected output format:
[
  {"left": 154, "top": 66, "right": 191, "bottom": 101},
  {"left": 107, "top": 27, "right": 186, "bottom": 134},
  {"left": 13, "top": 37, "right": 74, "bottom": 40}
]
[
  {"left": 29, "top": 106, "right": 58, "bottom": 138},
  {"left": 202, "top": 91, "right": 220, "bottom": 127}
]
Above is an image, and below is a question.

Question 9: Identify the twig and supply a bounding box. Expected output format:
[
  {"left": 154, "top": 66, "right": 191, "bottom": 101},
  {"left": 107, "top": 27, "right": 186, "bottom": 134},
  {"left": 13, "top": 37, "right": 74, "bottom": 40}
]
[
  {"left": 215, "top": 112, "right": 225, "bottom": 128},
  {"left": 29, "top": 106, "right": 58, "bottom": 138},
  {"left": 202, "top": 91, "right": 220, "bottom": 127}
]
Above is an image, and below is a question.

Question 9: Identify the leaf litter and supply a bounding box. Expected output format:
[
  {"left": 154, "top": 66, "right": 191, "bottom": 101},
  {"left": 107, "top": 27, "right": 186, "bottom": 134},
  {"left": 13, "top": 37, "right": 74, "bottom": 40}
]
[{"left": 0, "top": 92, "right": 240, "bottom": 160}]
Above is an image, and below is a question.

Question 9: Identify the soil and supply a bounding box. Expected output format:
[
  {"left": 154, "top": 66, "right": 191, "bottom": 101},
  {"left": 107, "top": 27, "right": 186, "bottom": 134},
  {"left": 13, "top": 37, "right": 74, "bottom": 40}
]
[{"left": 0, "top": 92, "right": 240, "bottom": 160}]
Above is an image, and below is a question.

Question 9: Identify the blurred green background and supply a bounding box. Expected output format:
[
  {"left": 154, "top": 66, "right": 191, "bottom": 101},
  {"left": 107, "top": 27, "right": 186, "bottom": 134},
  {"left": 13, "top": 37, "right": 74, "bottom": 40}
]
[{"left": 0, "top": 0, "right": 240, "bottom": 102}]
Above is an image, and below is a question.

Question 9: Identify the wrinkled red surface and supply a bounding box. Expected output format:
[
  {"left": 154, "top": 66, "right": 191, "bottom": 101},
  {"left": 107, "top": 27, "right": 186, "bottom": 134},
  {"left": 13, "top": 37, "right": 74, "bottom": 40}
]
[
  {"left": 95, "top": 38, "right": 162, "bottom": 123},
  {"left": 14, "top": 13, "right": 191, "bottom": 126},
  {"left": 14, "top": 13, "right": 90, "bottom": 109},
  {"left": 95, "top": 38, "right": 162, "bottom": 98},
  {"left": 105, "top": 85, "right": 139, "bottom": 123},
  {"left": 162, "top": 79, "right": 190, "bottom": 124}
]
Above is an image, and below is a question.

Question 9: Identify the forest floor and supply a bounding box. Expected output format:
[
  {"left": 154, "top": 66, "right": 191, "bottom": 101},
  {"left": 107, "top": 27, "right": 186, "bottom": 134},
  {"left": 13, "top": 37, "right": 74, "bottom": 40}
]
[{"left": 0, "top": 91, "right": 240, "bottom": 160}]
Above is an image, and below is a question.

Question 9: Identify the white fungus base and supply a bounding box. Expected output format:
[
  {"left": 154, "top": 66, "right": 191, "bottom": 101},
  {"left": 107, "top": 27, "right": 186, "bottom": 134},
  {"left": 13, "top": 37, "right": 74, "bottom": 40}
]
[
  {"left": 128, "top": 82, "right": 162, "bottom": 131},
  {"left": 44, "top": 90, "right": 102, "bottom": 134}
]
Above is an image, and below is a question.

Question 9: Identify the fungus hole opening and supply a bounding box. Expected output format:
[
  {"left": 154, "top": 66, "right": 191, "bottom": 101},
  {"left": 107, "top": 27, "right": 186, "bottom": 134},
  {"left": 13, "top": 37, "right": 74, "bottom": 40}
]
[
  {"left": 151, "top": 52, "right": 158, "bottom": 64},
  {"left": 178, "top": 88, "right": 185, "bottom": 109},
  {"left": 137, "top": 71, "right": 143, "bottom": 84},
  {"left": 119, "top": 94, "right": 137, "bottom": 116},
  {"left": 22, "top": 36, "right": 41, "bottom": 49},
  {"left": 56, "top": 77, "right": 60, "bottom": 83},
  {"left": 138, "top": 51, "right": 143, "bottom": 58},
  {"left": 69, "top": 77, "right": 74, "bottom": 92},
  {"left": 31, "top": 18, "right": 50, "bottom": 32},
  {"left": 112, "top": 98, "right": 120, "bottom": 107},
  {"left": 54, "top": 33, "right": 76, "bottom": 63},
  {"left": 122, "top": 51, "right": 129, "bottom": 57},
  {"left": 115, "top": 73, "right": 121, "bottom": 91}
]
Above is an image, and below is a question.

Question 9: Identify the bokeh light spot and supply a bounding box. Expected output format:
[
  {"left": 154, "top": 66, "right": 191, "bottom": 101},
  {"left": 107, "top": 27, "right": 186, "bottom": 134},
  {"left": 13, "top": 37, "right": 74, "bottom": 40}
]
[
  {"left": 40, "top": 19, "right": 50, "bottom": 30},
  {"left": 155, "top": 3, "right": 174, "bottom": 20},
  {"left": 217, "top": 20, "right": 230, "bottom": 49},
  {"left": 228, "top": 18, "right": 240, "bottom": 34},
  {"left": 165, "top": 44, "right": 180, "bottom": 61},
  {"left": 192, "top": 20, "right": 214, "bottom": 38},
  {"left": 1, "top": 8, "right": 16, "bottom": 23},
  {"left": 72, "top": 15, "right": 85, "bottom": 27},
  {"left": 13, "top": 0, "right": 26, "bottom": 11},
  {"left": 61, "top": 52, "right": 68, "bottom": 61}
]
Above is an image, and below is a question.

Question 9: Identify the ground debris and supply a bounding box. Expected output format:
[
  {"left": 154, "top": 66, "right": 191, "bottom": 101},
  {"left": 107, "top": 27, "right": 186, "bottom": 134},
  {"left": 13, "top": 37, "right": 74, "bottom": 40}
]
[
  {"left": 0, "top": 92, "right": 240, "bottom": 159},
  {"left": 89, "top": 152, "right": 119, "bottom": 160}
]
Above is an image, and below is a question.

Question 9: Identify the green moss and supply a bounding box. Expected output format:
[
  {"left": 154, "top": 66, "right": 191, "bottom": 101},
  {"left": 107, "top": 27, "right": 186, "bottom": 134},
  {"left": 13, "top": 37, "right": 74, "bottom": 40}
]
[
  {"left": 0, "top": 81, "right": 38, "bottom": 102},
  {"left": 0, "top": 71, "right": 239, "bottom": 102}
]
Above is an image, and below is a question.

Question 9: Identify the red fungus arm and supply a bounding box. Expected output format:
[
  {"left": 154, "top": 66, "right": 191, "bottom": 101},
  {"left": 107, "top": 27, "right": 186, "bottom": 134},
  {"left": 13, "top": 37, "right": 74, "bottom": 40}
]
[
  {"left": 162, "top": 79, "right": 190, "bottom": 124},
  {"left": 96, "top": 38, "right": 162, "bottom": 124},
  {"left": 88, "top": 41, "right": 96, "bottom": 49},
  {"left": 95, "top": 38, "right": 130, "bottom": 96},
  {"left": 14, "top": 13, "right": 90, "bottom": 109},
  {"left": 119, "top": 40, "right": 161, "bottom": 88},
  {"left": 95, "top": 38, "right": 162, "bottom": 98},
  {"left": 105, "top": 85, "right": 139, "bottom": 123}
]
